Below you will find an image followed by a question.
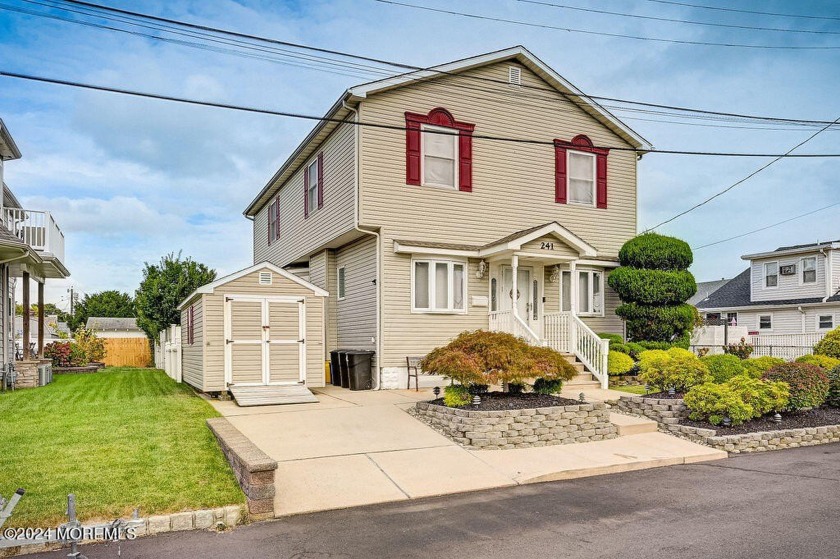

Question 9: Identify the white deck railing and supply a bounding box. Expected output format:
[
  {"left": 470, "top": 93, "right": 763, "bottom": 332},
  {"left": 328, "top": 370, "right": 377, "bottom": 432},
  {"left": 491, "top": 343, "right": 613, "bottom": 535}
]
[
  {"left": 543, "top": 312, "right": 571, "bottom": 353},
  {"left": 747, "top": 332, "right": 825, "bottom": 360},
  {"left": 3, "top": 208, "right": 65, "bottom": 262},
  {"left": 569, "top": 314, "right": 609, "bottom": 389}
]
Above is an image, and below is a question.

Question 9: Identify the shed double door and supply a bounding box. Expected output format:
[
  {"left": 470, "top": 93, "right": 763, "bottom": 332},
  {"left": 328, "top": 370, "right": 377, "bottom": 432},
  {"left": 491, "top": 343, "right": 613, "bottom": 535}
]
[{"left": 224, "top": 295, "right": 305, "bottom": 386}]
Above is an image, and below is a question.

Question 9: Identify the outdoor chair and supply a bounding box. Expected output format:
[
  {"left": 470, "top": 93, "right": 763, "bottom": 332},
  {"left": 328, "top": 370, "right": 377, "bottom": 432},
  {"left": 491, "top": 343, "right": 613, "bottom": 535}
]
[{"left": 406, "top": 356, "right": 424, "bottom": 391}]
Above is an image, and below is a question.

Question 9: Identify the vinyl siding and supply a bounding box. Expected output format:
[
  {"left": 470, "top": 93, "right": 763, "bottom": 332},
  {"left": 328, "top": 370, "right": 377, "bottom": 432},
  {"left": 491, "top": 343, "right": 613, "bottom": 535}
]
[
  {"left": 522, "top": 236, "right": 579, "bottom": 258},
  {"left": 831, "top": 249, "right": 840, "bottom": 296},
  {"left": 335, "top": 236, "right": 377, "bottom": 351},
  {"left": 750, "top": 252, "right": 827, "bottom": 302},
  {"left": 253, "top": 122, "right": 356, "bottom": 267},
  {"left": 733, "top": 304, "right": 840, "bottom": 335},
  {"left": 357, "top": 61, "right": 638, "bottom": 367},
  {"left": 181, "top": 297, "right": 204, "bottom": 391}
]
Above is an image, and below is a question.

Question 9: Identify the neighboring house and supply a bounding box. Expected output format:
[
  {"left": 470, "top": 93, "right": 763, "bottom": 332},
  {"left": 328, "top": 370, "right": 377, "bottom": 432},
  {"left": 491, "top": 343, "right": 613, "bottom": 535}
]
[
  {"left": 696, "top": 240, "right": 840, "bottom": 335},
  {"left": 86, "top": 317, "right": 146, "bottom": 338},
  {"left": 0, "top": 118, "right": 70, "bottom": 378},
  {"left": 688, "top": 278, "right": 729, "bottom": 307},
  {"left": 227, "top": 46, "right": 651, "bottom": 391},
  {"left": 14, "top": 314, "right": 66, "bottom": 347}
]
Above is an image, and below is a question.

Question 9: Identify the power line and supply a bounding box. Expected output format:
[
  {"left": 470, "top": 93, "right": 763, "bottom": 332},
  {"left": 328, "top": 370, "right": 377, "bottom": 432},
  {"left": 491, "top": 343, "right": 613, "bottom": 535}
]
[
  {"left": 645, "top": 0, "right": 840, "bottom": 23},
  {"left": 693, "top": 201, "right": 840, "bottom": 250},
  {"left": 31, "top": 0, "right": 840, "bottom": 127},
  {"left": 374, "top": 0, "right": 840, "bottom": 50},
  {"left": 4, "top": 69, "right": 840, "bottom": 158},
  {"left": 647, "top": 114, "right": 840, "bottom": 230},
  {"left": 517, "top": 0, "right": 840, "bottom": 35}
]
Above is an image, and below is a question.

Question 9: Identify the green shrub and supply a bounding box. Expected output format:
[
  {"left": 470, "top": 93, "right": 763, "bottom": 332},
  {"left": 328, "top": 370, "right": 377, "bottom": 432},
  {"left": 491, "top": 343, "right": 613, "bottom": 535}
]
[
  {"left": 616, "top": 303, "right": 697, "bottom": 343},
  {"left": 608, "top": 267, "right": 696, "bottom": 305},
  {"left": 73, "top": 326, "right": 106, "bottom": 363},
  {"left": 618, "top": 233, "right": 693, "bottom": 270},
  {"left": 443, "top": 385, "right": 472, "bottom": 407},
  {"left": 764, "top": 363, "right": 829, "bottom": 410},
  {"left": 684, "top": 376, "right": 789, "bottom": 426},
  {"left": 795, "top": 354, "right": 840, "bottom": 370},
  {"left": 636, "top": 340, "right": 674, "bottom": 351},
  {"left": 814, "top": 326, "right": 840, "bottom": 358},
  {"left": 827, "top": 366, "right": 840, "bottom": 408},
  {"left": 741, "top": 356, "right": 785, "bottom": 378},
  {"left": 701, "top": 354, "right": 746, "bottom": 384},
  {"left": 597, "top": 332, "right": 624, "bottom": 344},
  {"left": 609, "top": 351, "right": 635, "bottom": 376},
  {"left": 44, "top": 341, "right": 87, "bottom": 367},
  {"left": 532, "top": 378, "right": 563, "bottom": 395},
  {"left": 420, "top": 330, "right": 577, "bottom": 387},
  {"left": 638, "top": 348, "right": 711, "bottom": 392},
  {"left": 722, "top": 337, "right": 754, "bottom": 359}
]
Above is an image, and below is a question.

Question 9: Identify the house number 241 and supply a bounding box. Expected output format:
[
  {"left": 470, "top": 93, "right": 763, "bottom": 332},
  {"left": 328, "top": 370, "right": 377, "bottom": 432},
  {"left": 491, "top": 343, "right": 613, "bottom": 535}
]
[{"left": 540, "top": 242, "right": 555, "bottom": 250}]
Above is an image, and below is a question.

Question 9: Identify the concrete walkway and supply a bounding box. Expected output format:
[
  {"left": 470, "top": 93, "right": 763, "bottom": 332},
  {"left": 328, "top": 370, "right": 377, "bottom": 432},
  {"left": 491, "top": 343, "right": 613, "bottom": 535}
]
[{"left": 211, "top": 386, "right": 725, "bottom": 517}]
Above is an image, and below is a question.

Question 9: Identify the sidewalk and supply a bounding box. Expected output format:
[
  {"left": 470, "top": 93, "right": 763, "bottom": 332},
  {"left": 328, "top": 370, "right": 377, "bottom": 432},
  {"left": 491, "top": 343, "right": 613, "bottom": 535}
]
[{"left": 210, "top": 386, "right": 725, "bottom": 516}]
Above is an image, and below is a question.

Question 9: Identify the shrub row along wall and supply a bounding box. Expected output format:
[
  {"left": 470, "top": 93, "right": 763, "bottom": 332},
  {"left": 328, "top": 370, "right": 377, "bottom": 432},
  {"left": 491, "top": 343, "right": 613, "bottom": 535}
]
[
  {"left": 414, "top": 402, "right": 618, "bottom": 449},
  {"left": 669, "top": 423, "right": 840, "bottom": 453},
  {"left": 616, "top": 395, "right": 688, "bottom": 425}
]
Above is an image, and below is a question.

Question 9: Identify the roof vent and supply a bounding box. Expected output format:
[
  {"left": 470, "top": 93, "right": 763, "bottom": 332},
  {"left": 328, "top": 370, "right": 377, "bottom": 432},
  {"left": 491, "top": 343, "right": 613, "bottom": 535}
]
[
  {"left": 259, "top": 271, "right": 272, "bottom": 285},
  {"left": 508, "top": 66, "right": 521, "bottom": 86}
]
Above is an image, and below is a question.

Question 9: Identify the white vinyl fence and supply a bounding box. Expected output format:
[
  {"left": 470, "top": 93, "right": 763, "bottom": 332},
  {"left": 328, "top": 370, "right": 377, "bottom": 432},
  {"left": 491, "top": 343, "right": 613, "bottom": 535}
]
[
  {"left": 155, "top": 324, "right": 182, "bottom": 382},
  {"left": 747, "top": 333, "right": 825, "bottom": 360}
]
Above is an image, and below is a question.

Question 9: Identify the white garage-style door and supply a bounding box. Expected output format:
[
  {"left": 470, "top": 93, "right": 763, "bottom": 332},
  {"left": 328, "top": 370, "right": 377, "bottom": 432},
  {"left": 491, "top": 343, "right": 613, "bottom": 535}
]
[{"left": 224, "top": 295, "right": 306, "bottom": 387}]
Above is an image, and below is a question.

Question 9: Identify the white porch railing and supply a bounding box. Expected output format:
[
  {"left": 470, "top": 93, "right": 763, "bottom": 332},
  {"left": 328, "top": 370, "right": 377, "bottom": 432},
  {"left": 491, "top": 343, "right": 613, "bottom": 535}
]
[
  {"left": 488, "top": 310, "right": 541, "bottom": 346},
  {"left": 747, "top": 332, "right": 825, "bottom": 360},
  {"left": 543, "top": 312, "right": 571, "bottom": 353},
  {"left": 569, "top": 314, "right": 609, "bottom": 389},
  {"left": 2, "top": 208, "right": 66, "bottom": 263}
]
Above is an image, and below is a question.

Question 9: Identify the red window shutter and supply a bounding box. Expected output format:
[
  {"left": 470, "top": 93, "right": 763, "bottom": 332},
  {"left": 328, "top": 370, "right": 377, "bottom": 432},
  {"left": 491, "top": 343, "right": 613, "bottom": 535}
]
[
  {"left": 458, "top": 132, "right": 472, "bottom": 192},
  {"left": 275, "top": 195, "right": 281, "bottom": 240},
  {"left": 596, "top": 153, "right": 608, "bottom": 209},
  {"left": 303, "top": 164, "right": 310, "bottom": 219},
  {"left": 317, "top": 152, "right": 324, "bottom": 209},
  {"left": 554, "top": 145, "right": 567, "bottom": 204},
  {"left": 405, "top": 119, "right": 421, "bottom": 185}
]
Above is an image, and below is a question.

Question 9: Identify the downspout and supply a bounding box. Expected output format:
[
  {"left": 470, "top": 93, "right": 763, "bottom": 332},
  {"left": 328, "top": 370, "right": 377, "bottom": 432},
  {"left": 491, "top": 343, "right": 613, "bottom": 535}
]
[
  {"left": 821, "top": 248, "right": 831, "bottom": 302},
  {"left": 343, "top": 100, "right": 383, "bottom": 390}
]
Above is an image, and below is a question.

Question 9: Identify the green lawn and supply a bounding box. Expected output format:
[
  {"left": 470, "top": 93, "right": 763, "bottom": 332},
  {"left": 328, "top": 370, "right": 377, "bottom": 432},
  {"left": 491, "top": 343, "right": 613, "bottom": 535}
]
[
  {"left": 0, "top": 368, "right": 244, "bottom": 527},
  {"left": 610, "top": 384, "right": 649, "bottom": 395}
]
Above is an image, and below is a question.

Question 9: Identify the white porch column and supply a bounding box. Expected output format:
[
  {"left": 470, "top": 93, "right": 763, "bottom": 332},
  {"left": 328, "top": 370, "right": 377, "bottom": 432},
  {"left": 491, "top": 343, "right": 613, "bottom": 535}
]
[
  {"left": 511, "top": 254, "right": 519, "bottom": 319},
  {"left": 569, "top": 260, "right": 578, "bottom": 315}
]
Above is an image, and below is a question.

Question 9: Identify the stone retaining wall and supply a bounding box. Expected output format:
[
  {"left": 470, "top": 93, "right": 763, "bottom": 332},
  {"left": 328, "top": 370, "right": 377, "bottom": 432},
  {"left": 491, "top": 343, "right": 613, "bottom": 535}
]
[
  {"left": 414, "top": 401, "right": 618, "bottom": 449},
  {"left": 206, "top": 418, "right": 277, "bottom": 519},
  {"left": 668, "top": 423, "right": 840, "bottom": 453},
  {"left": 616, "top": 395, "right": 688, "bottom": 426},
  {"left": 12, "top": 360, "right": 52, "bottom": 389}
]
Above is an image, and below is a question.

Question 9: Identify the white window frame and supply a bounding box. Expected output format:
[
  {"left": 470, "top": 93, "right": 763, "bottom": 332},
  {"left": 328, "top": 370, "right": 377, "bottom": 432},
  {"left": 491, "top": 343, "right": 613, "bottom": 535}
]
[
  {"left": 337, "top": 266, "right": 346, "bottom": 301},
  {"left": 306, "top": 159, "right": 319, "bottom": 215},
  {"left": 764, "top": 261, "right": 779, "bottom": 289},
  {"left": 758, "top": 313, "right": 773, "bottom": 331},
  {"left": 800, "top": 256, "right": 817, "bottom": 285},
  {"left": 817, "top": 313, "right": 834, "bottom": 331},
  {"left": 420, "top": 124, "right": 459, "bottom": 190},
  {"left": 411, "top": 258, "right": 468, "bottom": 314},
  {"left": 559, "top": 269, "right": 604, "bottom": 317},
  {"left": 567, "top": 150, "right": 596, "bottom": 207},
  {"left": 727, "top": 312, "right": 738, "bottom": 326}
]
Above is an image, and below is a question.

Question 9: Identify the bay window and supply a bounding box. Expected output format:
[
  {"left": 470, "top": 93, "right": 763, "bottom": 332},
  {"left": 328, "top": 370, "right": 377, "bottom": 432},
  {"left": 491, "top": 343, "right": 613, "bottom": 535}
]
[{"left": 413, "top": 259, "right": 467, "bottom": 313}]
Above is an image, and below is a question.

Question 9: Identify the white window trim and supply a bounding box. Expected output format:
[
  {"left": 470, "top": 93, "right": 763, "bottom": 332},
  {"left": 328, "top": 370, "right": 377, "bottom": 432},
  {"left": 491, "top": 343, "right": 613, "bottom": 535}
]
[
  {"left": 420, "top": 124, "right": 459, "bottom": 190},
  {"left": 800, "top": 256, "right": 817, "bottom": 285},
  {"left": 306, "top": 159, "right": 319, "bottom": 215},
  {"left": 411, "top": 257, "right": 468, "bottom": 314},
  {"left": 764, "top": 261, "right": 779, "bottom": 289},
  {"left": 337, "top": 266, "right": 346, "bottom": 301},
  {"left": 758, "top": 313, "right": 773, "bottom": 331},
  {"left": 559, "top": 268, "right": 604, "bottom": 317},
  {"left": 726, "top": 312, "right": 739, "bottom": 326},
  {"left": 567, "top": 149, "right": 597, "bottom": 207},
  {"left": 816, "top": 313, "right": 835, "bottom": 331}
]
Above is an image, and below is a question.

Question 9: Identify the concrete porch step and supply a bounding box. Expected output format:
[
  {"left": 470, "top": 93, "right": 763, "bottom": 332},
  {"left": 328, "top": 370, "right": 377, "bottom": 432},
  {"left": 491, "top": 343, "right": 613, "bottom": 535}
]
[
  {"left": 609, "top": 412, "right": 658, "bottom": 436},
  {"left": 565, "top": 380, "right": 601, "bottom": 389}
]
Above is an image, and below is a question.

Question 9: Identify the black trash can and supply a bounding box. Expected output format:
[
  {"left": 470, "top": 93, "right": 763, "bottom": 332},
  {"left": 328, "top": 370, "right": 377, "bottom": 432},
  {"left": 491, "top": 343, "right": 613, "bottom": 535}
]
[
  {"left": 346, "top": 350, "right": 375, "bottom": 391},
  {"left": 329, "top": 350, "right": 343, "bottom": 386},
  {"left": 338, "top": 351, "right": 351, "bottom": 389}
]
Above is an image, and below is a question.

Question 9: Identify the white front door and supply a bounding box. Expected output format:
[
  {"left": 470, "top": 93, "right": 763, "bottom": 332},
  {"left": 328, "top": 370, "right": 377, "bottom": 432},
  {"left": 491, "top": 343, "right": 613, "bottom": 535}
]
[{"left": 501, "top": 266, "right": 540, "bottom": 332}]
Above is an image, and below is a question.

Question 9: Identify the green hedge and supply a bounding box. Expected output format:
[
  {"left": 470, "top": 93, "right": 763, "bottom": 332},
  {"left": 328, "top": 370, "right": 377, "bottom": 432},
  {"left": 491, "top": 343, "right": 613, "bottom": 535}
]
[
  {"left": 701, "top": 354, "right": 746, "bottom": 384},
  {"left": 615, "top": 303, "right": 696, "bottom": 342},
  {"left": 608, "top": 267, "right": 697, "bottom": 305},
  {"left": 618, "top": 233, "right": 693, "bottom": 271},
  {"left": 828, "top": 366, "right": 840, "bottom": 408},
  {"left": 814, "top": 327, "right": 840, "bottom": 358},
  {"left": 597, "top": 332, "right": 624, "bottom": 344},
  {"left": 764, "top": 363, "right": 829, "bottom": 410}
]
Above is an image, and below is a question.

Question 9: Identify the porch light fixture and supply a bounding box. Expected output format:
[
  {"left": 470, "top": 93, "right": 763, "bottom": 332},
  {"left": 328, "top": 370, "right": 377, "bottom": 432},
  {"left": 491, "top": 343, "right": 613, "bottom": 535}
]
[
  {"left": 476, "top": 260, "right": 487, "bottom": 279},
  {"left": 549, "top": 265, "right": 561, "bottom": 284}
]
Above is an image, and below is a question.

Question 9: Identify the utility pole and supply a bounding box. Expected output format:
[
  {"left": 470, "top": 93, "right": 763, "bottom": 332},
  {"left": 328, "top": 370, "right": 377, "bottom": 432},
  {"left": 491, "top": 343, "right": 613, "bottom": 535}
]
[{"left": 67, "top": 287, "right": 76, "bottom": 321}]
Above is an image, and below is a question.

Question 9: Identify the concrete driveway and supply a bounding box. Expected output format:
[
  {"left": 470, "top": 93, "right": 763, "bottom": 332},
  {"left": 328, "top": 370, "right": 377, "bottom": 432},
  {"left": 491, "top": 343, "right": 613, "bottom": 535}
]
[{"left": 211, "top": 386, "right": 725, "bottom": 516}]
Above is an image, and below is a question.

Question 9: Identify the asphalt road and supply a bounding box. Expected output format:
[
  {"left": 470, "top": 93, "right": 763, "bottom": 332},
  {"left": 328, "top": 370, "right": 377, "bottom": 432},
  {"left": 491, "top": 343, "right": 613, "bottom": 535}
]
[{"left": 30, "top": 444, "right": 840, "bottom": 559}]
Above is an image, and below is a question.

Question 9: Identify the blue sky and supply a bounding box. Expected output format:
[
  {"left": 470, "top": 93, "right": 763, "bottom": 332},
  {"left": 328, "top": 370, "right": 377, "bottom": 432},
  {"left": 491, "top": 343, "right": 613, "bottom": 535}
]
[{"left": 0, "top": 0, "right": 838, "bottom": 310}]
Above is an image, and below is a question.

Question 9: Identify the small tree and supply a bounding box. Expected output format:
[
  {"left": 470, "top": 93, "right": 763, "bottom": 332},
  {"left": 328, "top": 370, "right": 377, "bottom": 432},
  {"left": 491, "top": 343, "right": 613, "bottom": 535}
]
[
  {"left": 68, "top": 290, "right": 136, "bottom": 331},
  {"left": 74, "top": 326, "right": 106, "bottom": 363},
  {"left": 135, "top": 252, "right": 216, "bottom": 340},
  {"left": 609, "top": 233, "right": 697, "bottom": 345}
]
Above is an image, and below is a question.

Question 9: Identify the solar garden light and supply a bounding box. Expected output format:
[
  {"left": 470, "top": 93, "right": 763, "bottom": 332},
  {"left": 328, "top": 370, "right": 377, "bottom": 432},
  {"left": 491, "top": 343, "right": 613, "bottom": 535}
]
[
  {"left": 472, "top": 394, "right": 481, "bottom": 406},
  {"left": 644, "top": 384, "right": 650, "bottom": 394},
  {"left": 722, "top": 416, "right": 732, "bottom": 427},
  {"left": 433, "top": 386, "right": 440, "bottom": 398},
  {"left": 773, "top": 412, "right": 782, "bottom": 423},
  {"left": 668, "top": 386, "right": 676, "bottom": 396},
  {"left": 579, "top": 392, "right": 586, "bottom": 403}
]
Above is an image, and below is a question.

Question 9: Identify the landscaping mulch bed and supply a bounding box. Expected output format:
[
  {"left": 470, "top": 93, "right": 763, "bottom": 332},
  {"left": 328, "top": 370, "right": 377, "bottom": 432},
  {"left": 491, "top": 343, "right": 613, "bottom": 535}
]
[
  {"left": 643, "top": 391, "right": 685, "bottom": 399},
  {"left": 429, "top": 392, "right": 582, "bottom": 411},
  {"left": 680, "top": 407, "right": 840, "bottom": 435}
]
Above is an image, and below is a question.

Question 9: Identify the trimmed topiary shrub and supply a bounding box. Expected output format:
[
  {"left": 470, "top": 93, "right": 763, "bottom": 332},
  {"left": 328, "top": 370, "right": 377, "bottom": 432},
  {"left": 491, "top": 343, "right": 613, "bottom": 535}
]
[
  {"left": 701, "top": 354, "right": 746, "bottom": 384},
  {"left": 685, "top": 376, "right": 790, "bottom": 426},
  {"left": 638, "top": 347, "right": 711, "bottom": 392},
  {"left": 764, "top": 363, "right": 829, "bottom": 410},
  {"left": 608, "top": 267, "right": 696, "bottom": 305},
  {"left": 443, "top": 385, "right": 471, "bottom": 407},
  {"left": 795, "top": 354, "right": 840, "bottom": 370},
  {"left": 532, "top": 378, "right": 563, "bottom": 395},
  {"left": 597, "top": 332, "right": 624, "bottom": 344},
  {"left": 614, "top": 303, "right": 697, "bottom": 343},
  {"left": 610, "top": 341, "right": 647, "bottom": 360},
  {"left": 827, "top": 366, "right": 840, "bottom": 408},
  {"left": 636, "top": 340, "right": 675, "bottom": 351},
  {"left": 814, "top": 326, "right": 840, "bottom": 358},
  {"left": 741, "top": 356, "right": 786, "bottom": 378},
  {"left": 608, "top": 351, "right": 635, "bottom": 376},
  {"left": 618, "top": 232, "right": 693, "bottom": 270}
]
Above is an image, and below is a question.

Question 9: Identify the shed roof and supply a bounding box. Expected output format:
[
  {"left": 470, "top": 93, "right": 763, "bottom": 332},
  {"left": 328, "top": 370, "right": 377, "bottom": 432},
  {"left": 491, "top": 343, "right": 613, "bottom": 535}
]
[{"left": 86, "top": 317, "right": 142, "bottom": 331}]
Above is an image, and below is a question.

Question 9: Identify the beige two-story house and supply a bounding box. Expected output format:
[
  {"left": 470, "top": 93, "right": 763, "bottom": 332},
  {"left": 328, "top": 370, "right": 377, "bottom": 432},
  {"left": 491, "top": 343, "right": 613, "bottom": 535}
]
[{"left": 242, "top": 46, "right": 651, "bottom": 390}]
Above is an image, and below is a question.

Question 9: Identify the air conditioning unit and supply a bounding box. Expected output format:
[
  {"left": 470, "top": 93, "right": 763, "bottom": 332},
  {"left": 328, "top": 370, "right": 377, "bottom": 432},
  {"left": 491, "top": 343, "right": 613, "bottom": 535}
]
[{"left": 780, "top": 264, "right": 796, "bottom": 275}]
